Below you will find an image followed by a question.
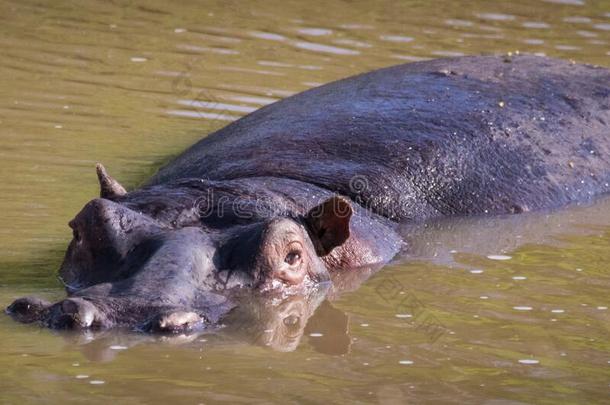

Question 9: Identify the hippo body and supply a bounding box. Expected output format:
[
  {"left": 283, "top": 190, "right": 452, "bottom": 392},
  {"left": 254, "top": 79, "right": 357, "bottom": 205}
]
[
  {"left": 7, "top": 55, "right": 610, "bottom": 333},
  {"left": 152, "top": 55, "right": 610, "bottom": 219}
]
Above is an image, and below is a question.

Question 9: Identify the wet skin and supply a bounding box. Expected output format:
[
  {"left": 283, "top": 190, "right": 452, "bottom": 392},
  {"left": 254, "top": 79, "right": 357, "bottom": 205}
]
[{"left": 6, "top": 55, "right": 610, "bottom": 333}]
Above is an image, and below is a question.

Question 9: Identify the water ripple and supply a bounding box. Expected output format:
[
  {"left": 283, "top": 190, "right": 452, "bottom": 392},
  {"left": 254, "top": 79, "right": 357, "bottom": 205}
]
[
  {"left": 165, "top": 109, "right": 239, "bottom": 121},
  {"left": 293, "top": 41, "right": 360, "bottom": 55},
  {"left": 177, "top": 99, "right": 257, "bottom": 113},
  {"left": 176, "top": 44, "right": 239, "bottom": 55},
  {"left": 248, "top": 31, "right": 286, "bottom": 41}
]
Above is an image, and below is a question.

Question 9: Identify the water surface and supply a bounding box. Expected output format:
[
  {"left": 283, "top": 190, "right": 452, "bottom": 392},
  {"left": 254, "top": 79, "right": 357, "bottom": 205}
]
[{"left": 1, "top": 0, "right": 609, "bottom": 403}]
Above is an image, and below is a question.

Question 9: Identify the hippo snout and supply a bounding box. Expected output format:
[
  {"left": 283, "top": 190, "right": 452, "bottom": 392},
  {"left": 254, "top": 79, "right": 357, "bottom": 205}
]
[
  {"left": 6, "top": 295, "right": 220, "bottom": 334},
  {"left": 6, "top": 296, "right": 108, "bottom": 330}
]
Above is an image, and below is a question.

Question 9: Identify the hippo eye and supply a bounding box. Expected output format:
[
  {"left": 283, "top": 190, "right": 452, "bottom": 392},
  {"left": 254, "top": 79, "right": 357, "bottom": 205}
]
[
  {"left": 284, "top": 250, "right": 302, "bottom": 266},
  {"left": 283, "top": 314, "right": 300, "bottom": 326}
]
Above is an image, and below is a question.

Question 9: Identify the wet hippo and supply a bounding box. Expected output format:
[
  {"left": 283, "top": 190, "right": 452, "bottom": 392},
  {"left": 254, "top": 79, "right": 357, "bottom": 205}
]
[{"left": 6, "top": 54, "right": 610, "bottom": 333}]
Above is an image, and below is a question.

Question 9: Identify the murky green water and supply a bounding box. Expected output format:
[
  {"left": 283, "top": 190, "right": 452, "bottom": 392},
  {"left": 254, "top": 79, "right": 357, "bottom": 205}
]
[{"left": 1, "top": 0, "right": 609, "bottom": 403}]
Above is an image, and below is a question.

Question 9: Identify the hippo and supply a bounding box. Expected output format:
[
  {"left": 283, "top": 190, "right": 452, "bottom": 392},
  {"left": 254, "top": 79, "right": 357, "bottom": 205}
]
[{"left": 6, "top": 54, "right": 610, "bottom": 333}]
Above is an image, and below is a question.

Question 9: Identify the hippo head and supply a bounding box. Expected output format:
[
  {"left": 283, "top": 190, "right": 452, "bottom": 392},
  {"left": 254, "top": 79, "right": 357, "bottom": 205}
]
[{"left": 7, "top": 165, "right": 353, "bottom": 332}]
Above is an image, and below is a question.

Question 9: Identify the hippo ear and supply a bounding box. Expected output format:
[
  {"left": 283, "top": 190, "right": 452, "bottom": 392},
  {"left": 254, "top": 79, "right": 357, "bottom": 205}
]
[
  {"left": 96, "top": 163, "right": 127, "bottom": 199},
  {"left": 304, "top": 196, "right": 352, "bottom": 256}
]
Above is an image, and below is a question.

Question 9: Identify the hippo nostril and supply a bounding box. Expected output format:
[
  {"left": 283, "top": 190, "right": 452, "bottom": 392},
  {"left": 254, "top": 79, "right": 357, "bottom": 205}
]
[
  {"left": 61, "top": 299, "right": 80, "bottom": 315},
  {"left": 6, "top": 297, "right": 51, "bottom": 324},
  {"left": 145, "top": 311, "right": 205, "bottom": 334},
  {"left": 49, "top": 298, "right": 103, "bottom": 330}
]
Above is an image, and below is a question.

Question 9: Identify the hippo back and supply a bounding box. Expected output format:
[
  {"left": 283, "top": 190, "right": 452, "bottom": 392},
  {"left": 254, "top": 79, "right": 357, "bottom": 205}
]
[{"left": 151, "top": 55, "right": 610, "bottom": 221}]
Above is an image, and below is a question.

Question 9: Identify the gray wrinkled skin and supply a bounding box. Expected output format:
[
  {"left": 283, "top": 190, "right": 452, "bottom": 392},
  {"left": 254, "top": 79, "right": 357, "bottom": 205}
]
[{"left": 6, "top": 55, "right": 610, "bottom": 333}]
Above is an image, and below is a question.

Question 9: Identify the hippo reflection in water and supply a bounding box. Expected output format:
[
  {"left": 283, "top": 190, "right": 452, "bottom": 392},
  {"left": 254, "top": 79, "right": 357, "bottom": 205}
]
[{"left": 6, "top": 55, "right": 610, "bottom": 337}]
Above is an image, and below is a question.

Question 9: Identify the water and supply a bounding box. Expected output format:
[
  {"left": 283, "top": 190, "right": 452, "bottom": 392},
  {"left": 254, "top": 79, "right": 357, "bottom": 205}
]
[{"left": 0, "top": 0, "right": 609, "bottom": 402}]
